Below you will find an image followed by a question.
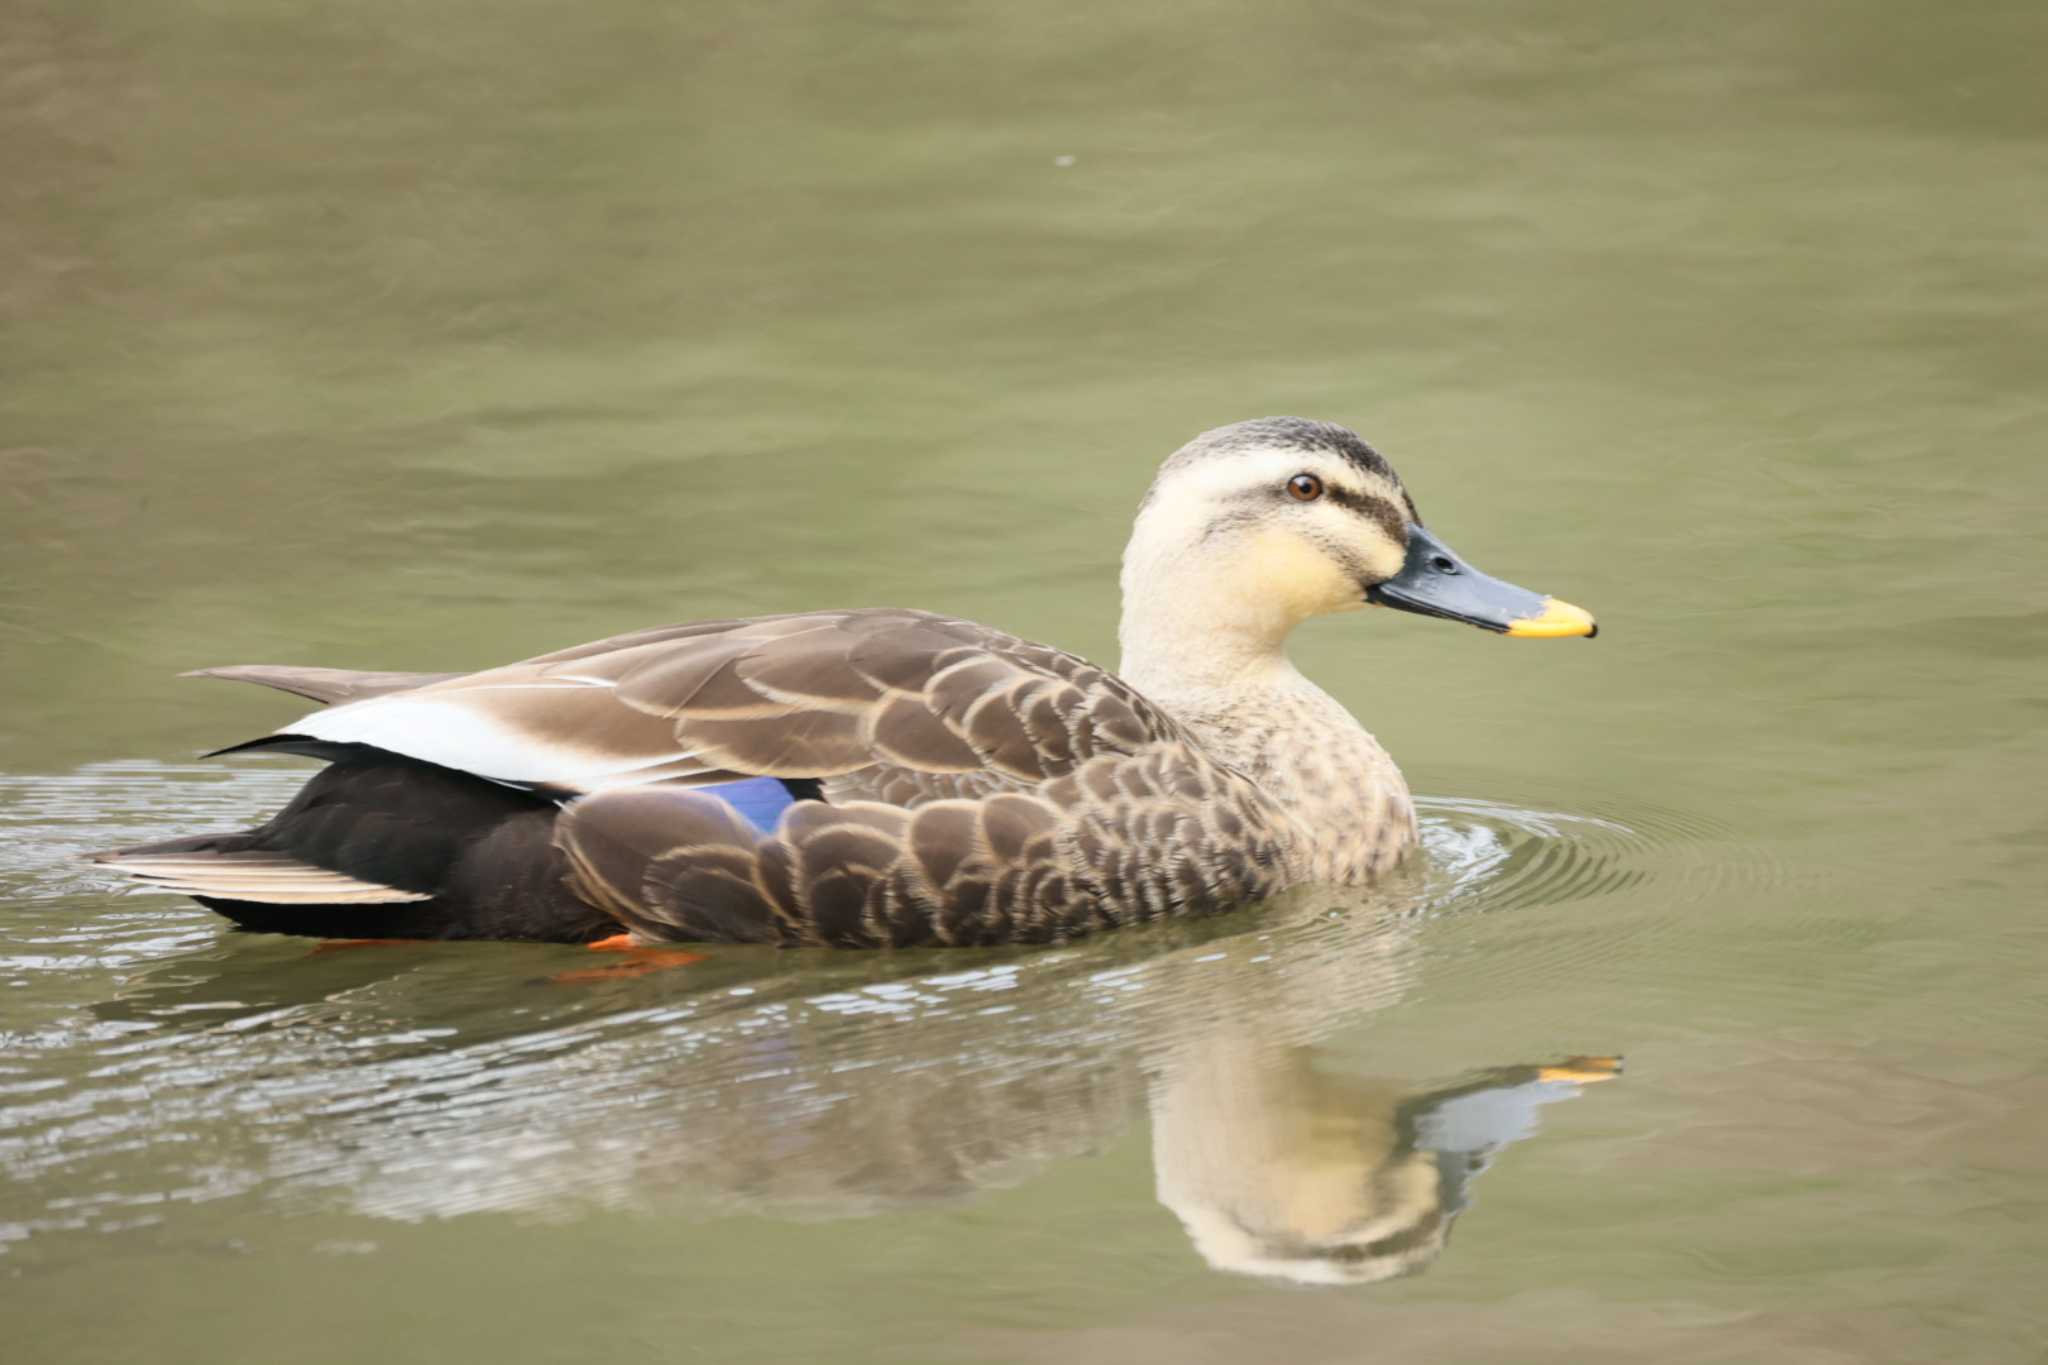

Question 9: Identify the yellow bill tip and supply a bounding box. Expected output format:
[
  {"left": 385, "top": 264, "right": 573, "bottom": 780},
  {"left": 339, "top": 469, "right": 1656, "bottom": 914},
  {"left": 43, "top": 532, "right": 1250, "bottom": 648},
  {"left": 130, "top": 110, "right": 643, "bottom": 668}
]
[{"left": 1505, "top": 597, "right": 1598, "bottom": 639}]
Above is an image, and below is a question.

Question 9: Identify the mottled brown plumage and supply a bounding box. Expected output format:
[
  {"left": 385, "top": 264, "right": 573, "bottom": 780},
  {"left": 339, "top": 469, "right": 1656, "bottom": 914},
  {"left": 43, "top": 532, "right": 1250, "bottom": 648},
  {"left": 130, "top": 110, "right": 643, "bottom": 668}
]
[{"left": 543, "top": 630, "right": 1300, "bottom": 945}]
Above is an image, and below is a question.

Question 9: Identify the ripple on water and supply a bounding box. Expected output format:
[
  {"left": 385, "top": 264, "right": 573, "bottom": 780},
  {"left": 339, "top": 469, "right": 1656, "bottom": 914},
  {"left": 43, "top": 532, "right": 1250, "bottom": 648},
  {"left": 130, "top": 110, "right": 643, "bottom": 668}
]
[
  {"left": 1409, "top": 789, "right": 1804, "bottom": 1021},
  {"left": 0, "top": 760, "right": 1771, "bottom": 1261},
  {"left": 1416, "top": 791, "right": 1786, "bottom": 916}
]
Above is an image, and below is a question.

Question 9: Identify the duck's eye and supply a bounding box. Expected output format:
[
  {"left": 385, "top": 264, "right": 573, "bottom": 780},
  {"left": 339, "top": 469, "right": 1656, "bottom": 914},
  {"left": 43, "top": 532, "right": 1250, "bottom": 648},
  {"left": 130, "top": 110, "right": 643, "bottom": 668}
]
[{"left": 1286, "top": 473, "right": 1324, "bottom": 502}]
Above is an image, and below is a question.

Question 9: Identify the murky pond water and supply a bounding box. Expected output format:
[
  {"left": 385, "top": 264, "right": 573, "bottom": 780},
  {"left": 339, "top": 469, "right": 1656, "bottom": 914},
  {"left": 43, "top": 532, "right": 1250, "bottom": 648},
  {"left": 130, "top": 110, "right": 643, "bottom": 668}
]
[{"left": 4, "top": 2, "right": 2046, "bottom": 1361}]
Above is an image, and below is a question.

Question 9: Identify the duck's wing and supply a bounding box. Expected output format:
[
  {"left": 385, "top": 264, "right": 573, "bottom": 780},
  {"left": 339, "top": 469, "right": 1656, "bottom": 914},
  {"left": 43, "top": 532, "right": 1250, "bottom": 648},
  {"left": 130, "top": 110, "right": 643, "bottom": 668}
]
[
  {"left": 185, "top": 665, "right": 462, "bottom": 705},
  {"left": 556, "top": 744, "right": 1295, "bottom": 946},
  {"left": 244, "top": 609, "right": 1190, "bottom": 799}
]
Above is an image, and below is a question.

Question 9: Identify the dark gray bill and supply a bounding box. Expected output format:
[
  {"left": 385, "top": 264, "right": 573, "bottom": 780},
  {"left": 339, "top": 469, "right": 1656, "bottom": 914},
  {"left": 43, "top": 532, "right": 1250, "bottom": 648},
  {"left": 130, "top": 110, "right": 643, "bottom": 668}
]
[{"left": 1366, "top": 525, "right": 1598, "bottom": 639}]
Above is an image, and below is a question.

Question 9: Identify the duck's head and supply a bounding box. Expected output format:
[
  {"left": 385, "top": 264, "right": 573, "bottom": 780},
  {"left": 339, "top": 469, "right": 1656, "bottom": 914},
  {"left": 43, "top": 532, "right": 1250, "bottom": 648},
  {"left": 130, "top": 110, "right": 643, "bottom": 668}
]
[{"left": 1119, "top": 418, "right": 1595, "bottom": 678}]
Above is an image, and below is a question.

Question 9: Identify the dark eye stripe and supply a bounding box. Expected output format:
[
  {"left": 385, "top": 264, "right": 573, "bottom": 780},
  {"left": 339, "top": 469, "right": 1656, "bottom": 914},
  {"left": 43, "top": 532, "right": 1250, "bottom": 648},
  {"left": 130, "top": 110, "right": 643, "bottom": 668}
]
[{"left": 1325, "top": 486, "right": 1408, "bottom": 542}]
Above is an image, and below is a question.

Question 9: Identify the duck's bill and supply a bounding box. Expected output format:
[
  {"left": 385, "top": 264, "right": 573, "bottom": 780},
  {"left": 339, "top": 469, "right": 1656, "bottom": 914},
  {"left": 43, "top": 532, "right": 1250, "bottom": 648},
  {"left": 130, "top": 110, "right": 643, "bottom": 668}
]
[{"left": 1367, "top": 525, "right": 1598, "bottom": 639}]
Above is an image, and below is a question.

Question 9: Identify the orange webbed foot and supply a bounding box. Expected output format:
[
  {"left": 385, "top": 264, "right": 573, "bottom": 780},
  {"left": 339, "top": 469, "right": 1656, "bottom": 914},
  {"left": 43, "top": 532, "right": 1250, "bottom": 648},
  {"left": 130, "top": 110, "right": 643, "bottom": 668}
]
[
  {"left": 550, "top": 933, "right": 706, "bottom": 982},
  {"left": 306, "top": 937, "right": 426, "bottom": 956}
]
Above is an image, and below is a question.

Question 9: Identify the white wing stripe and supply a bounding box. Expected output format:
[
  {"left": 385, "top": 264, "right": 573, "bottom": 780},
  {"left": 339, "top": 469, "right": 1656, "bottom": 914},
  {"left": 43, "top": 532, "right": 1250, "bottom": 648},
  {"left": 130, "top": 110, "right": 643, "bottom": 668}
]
[{"left": 284, "top": 696, "right": 699, "bottom": 790}]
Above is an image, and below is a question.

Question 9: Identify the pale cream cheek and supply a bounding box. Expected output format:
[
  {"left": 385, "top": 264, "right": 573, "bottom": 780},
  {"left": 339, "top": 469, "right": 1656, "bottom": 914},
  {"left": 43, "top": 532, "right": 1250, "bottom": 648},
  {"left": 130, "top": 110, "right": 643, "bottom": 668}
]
[
  {"left": 1360, "top": 535, "right": 1406, "bottom": 585},
  {"left": 1238, "top": 527, "right": 1364, "bottom": 620}
]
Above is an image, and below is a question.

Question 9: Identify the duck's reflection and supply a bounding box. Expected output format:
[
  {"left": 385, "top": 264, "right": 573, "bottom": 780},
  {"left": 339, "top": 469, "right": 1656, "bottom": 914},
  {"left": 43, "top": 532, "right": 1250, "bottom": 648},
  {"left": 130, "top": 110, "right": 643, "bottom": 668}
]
[
  {"left": 87, "top": 888, "right": 1618, "bottom": 1285},
  {"left": 1153, "top": 1038, "right": 1618, "bottom": 1285}
]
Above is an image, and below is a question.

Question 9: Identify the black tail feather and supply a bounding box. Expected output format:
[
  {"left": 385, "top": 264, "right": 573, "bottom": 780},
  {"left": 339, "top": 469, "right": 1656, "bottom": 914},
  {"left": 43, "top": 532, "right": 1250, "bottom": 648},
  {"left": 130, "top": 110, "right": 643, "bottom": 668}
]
[{"left": 94, "top": 751, "right": 613, "bottom": 943}]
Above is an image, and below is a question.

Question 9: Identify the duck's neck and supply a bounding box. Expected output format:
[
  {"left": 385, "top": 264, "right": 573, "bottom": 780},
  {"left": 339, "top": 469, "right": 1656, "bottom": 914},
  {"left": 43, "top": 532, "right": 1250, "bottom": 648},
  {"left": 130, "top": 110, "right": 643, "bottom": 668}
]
[{"left": 1118, "top": 594, "right": 1417, "bottom": 884}]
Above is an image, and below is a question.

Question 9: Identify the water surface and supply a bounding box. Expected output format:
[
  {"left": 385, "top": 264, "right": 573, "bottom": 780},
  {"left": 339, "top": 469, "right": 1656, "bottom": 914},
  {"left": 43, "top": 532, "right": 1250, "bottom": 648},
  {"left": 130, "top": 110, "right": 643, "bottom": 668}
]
[{"left": 4, "top": 2, "right": 2045, "bottom": 1361}]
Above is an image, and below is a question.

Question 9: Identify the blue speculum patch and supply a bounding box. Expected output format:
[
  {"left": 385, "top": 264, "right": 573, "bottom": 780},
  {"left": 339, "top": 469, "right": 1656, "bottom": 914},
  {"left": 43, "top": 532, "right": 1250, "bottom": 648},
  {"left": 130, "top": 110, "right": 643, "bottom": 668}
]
[{"left": 700, "top": 775, "right": 803, "bottom": 834}]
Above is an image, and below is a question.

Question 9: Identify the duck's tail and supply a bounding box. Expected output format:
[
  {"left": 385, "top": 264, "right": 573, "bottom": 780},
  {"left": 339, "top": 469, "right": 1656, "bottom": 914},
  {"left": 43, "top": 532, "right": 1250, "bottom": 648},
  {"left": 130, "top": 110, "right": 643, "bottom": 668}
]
[
  {"left": 87, "top": 752, "right": 614, "bottom": 942},
  {"left": 91, "top": 836, "right": 437, "bottom": 905}
]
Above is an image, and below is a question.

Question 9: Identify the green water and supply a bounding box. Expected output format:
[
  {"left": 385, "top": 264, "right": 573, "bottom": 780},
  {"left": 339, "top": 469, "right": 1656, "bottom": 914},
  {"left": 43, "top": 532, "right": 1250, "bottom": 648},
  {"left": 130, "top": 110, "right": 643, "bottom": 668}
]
[{"left": 4, "top": 1, "right": 2046, "bottom": 1360}]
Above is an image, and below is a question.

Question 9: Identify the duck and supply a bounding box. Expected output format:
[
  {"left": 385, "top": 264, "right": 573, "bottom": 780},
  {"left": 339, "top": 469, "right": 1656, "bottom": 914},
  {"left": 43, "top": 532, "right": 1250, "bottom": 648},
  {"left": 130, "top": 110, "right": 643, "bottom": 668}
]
[{"left": 91, "top": 417, "right": 1595, "bottom": 947}]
